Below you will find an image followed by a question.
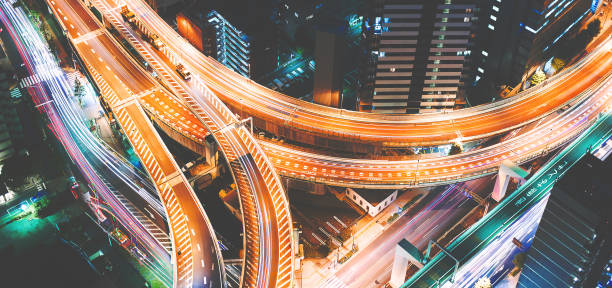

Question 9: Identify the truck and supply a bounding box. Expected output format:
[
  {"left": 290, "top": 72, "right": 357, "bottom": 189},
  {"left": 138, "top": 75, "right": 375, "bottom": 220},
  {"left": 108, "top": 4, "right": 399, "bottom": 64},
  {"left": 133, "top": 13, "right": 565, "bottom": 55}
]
[
  {"left": 176, "top": 64, "right": 192, "bottom": 80},
  {"left": 145, "top": 33, "right": 163, "bottom": 50},
  {"left": 120, "top": 5, "right": 135, "bottom": 23}
]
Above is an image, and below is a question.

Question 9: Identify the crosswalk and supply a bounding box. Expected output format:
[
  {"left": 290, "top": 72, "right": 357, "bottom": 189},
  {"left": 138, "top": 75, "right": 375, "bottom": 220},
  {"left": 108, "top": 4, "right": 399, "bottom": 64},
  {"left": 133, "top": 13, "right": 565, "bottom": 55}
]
[{"left": 19, "top": 69, "right": 62, "bottom": 88}]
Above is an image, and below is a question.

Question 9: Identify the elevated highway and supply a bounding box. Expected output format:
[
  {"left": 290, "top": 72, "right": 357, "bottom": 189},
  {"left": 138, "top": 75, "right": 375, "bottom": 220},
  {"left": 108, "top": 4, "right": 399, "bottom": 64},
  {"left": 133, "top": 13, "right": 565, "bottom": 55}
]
[
  {"left": 112, "top": 0, "right": 612, "bottom": 153},
  {"left": 48, "top": 0, "right": 295, "bottom": 287},
  {"left": 89, "top": 0, "right": 612, "bottom": 190},
  {"left": 45, "top": 0, "right": 224, "bottom": 286},
  {"left": 402, "top": 113, "right": 612, "bottom": 288}
]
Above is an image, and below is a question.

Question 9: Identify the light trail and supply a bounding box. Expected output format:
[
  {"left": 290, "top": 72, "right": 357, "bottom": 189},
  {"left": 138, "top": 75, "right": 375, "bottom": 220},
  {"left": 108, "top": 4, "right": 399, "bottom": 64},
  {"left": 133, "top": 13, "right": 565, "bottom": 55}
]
[
  {"left": 115, "top": 0, "right": 612, "bottom": 150},
  {"left": 0, "top": 1, "right": 172, "bottom": 285}
]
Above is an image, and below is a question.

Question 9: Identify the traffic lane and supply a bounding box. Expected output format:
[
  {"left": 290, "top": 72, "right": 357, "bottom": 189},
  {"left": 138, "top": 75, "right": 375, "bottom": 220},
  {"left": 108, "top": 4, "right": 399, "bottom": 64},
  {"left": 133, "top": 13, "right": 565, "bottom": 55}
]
[
  {"left": 335, "top": 187, "right": 473, "bottom": 287},
  {"left": 407, "top": 116, "right": 612, "bottom": 287},
  {"left": 172, "top": 181, "right": 223, "bottom": 288},
  {"left": 48, "top": 0, "right": 101, "bottom": 37},
  {"left": 74, "top": 35, "right": 155, "bottom": 95},
  {"left": 239, "top": 152, "right": 280, "bottom": 288},
  {"left": 129, "top": 0, "right": 610, "bottom": 145}
]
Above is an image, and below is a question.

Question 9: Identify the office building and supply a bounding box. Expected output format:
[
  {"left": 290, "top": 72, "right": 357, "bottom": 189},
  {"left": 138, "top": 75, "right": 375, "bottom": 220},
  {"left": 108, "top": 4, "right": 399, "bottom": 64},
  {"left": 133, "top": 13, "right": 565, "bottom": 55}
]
[
  {"left": 360, "top": 0, "right": 480, "bottom": 114},
  {"left": 518, "top": 153, "right": 612, "bottom": 288},
  {"left": 359, "top": 0, "right": 598, "bottom": 112},
  {"left": 313, "top": 18, "right": 347, "bottom": 108}
]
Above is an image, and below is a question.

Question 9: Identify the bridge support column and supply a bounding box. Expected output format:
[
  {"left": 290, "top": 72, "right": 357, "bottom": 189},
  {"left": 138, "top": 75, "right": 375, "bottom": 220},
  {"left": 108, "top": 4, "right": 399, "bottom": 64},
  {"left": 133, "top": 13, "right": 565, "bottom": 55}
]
[
  {"left": 492, "top": 160, "right": 529, "bottom": 202},
  {"left": 390, "top": 239, "right": 424, "bottom": 288}
]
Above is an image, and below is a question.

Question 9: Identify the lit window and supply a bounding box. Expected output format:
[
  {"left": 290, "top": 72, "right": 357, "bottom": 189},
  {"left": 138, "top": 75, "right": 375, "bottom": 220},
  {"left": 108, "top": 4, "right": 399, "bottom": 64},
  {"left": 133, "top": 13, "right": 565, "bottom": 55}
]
[
  {"left": 464, "top": 17, "right": 470, "bottom": 22},
  {"left": 492, "top": 5, "right": 499, "bottom": 12},
  {"left": 443, "top": 9, "right": 450, "bottom": 13},
  {"left": 490, "top": 15, "right": 497, "bottom": 21},
  {"left": 478, "top": 67, "right": 484, "bottom": 73},
  {"left": 442, "top": 17, "right": 448, "bottom": 23},
  {"left": 444, "top": 0, "right": 451, "bottom": 4},
  {"left": 481, "top": 50, "right": 488, "bottom": 57},
  {"left": 488, "top": 24, "right": 495, "bottom": 30}
]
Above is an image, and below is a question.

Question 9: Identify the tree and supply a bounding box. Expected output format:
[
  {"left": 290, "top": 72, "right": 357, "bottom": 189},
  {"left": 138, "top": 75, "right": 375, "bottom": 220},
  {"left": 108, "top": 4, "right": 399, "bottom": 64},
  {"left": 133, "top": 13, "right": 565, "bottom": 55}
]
[
  {"left": 449, "top": 143, "right": 463, "bottom": 155},
  {"left": 513, "top": 252, "right": 527, "bottom": 270},
  {"left": 551, "top": 57, "right": 565, "bottom": 71},
  {"left": 587, "top": 19, "right": 601, "bottom": 38},
  {"left": 1, "top": 154, "right": 34, "bottom": 190},
  {"left": 531, "top": 70, "right": 546, "bottom": 86},
  {"left": 474, "top": 277, "right": 492, "bottom": 288}
]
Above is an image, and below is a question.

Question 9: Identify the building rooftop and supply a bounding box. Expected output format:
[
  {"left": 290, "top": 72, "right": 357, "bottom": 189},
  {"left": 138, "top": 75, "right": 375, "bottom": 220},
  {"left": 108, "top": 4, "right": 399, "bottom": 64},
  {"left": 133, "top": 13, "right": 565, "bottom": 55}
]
[{"left": 350, "top": 188, "right": 397, "bottom": 205}]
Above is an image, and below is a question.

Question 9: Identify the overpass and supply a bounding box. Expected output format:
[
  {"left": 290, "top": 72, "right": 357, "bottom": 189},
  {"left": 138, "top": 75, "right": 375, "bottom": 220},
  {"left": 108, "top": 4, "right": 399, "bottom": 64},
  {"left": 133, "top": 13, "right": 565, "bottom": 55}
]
[
  {"left": 401, "top": 113, "right": 612, "bottom": 287},
  {"left": 63, "top": 5, "right": 612, "bottom": 190},
  {"left": 108, "top": 0, "right": 612, "bottom": 154},
  {"left": 45, "top": 0, "right": 225, "bottom": 286},
  {"left": 47, "top": 0, "right": 295, "bottom": 287}
]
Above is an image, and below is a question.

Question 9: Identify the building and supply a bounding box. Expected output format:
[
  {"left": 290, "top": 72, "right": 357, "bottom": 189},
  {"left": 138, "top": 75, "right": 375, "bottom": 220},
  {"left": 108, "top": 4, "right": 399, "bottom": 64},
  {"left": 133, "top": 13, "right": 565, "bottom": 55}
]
[
  {"left": 0, "top": 45, "right": 26, "bottom": 162},
  {"left": 177, "top": 10, "right": 251, "bottom": 77},
  {"left": 360, "top": 0, "right": 480, "bottom": 114},
  {"left": 518, "top": 153, "right": 612, "bottom": 288},
  {"left": 176, "top": 0, "right": 278, "bottom": 79},
  {"left": 470, "top": 0, "right": 595, "bottom": 105},
  {"left": 346, "top": 187, "right": 398, "bottom": 217},
  {"left": 359, "top": 0, "right": 598, "bottom": 112},
  {"left": 313, "top": 18, "right": 347, "bottom": 108}
]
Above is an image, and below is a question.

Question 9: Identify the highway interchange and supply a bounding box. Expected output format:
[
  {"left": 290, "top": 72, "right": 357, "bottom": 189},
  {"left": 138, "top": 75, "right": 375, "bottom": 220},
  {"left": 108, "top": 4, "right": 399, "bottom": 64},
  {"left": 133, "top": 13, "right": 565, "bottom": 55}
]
[{"left": 8, "top": 0, "right": 612, "bottom": 287}]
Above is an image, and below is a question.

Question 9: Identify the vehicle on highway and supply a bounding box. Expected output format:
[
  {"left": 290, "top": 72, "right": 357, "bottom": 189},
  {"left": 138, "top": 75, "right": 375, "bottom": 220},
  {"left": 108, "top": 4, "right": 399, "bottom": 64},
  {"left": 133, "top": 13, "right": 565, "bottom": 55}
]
[{"left": 176, "top": 64, "right": 191, "bottom": 80}]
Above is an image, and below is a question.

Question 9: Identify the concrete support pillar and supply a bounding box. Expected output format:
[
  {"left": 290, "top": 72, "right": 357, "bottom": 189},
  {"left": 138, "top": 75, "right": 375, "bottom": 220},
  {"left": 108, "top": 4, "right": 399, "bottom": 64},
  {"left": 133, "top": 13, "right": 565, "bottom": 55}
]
[
  {"left": 492, "top": 160, "right": 529, "bottom": 202},
  {"left": 390, "top": 239, "right": 424, "bottom": 288},
  {"left": 204, "top": 138, "right": 217, "bottom": 168}
]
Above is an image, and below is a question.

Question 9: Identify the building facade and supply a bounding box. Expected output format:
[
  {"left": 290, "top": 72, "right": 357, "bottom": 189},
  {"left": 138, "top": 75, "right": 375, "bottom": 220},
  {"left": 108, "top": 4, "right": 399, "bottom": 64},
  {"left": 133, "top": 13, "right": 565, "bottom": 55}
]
[
  {"left": 313, "top": 18, "right": 347, "bottom": 108},
  {"left": 360, "top": 0, "right": 479, "bottom": 114},
  {"left": 359, "top": 0, "right": 598, "bottom": 112},
  {"left": 518, "top": 153, "right": 611, "bottom": 288}
]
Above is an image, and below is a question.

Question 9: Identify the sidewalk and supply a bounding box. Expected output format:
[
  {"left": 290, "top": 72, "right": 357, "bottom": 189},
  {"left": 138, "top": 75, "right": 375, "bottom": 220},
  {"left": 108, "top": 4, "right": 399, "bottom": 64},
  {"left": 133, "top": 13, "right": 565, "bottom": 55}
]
[{"left": 299, "top": 187, "right": 431, "bottom": 287}]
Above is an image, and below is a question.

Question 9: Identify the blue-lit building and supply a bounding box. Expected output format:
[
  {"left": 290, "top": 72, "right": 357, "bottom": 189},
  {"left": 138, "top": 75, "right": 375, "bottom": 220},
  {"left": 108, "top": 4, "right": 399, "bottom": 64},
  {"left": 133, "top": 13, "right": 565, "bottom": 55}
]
[
  {"left": 518, "top": 153, "right": 612, "bottom": 288},
  {"left": 177, "top": 0, "right": 278, "bottom": 79},
  {"left": 205, "top": 11, "right": 251, "bottom": 78}
]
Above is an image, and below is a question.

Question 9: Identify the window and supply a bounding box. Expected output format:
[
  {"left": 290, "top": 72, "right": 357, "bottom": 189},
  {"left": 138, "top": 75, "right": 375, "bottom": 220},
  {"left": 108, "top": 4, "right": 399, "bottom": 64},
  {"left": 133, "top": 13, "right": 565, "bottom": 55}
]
[
  {"left": 490, "top": 15, "right": 497, "bottom": 21},
  {"left": 442, "top": 17, "right": 448, "bottom": 23},
  {"left": 478, "top": 67, "right": 484, "bottom": 73},
  {"left": 464, "top": 17, "right": 470, "bottom": 22},
  {"left": 353, "top": 195, "right": 356, "bottom": 200},
  {"left": 492, "top": 5, "right": 499, "bottom": 12},
  {"left": 488, "top": 24, "right": 495, "bottom": 30},
  {"left": 443, "top": 9, "right": 450, "bottom": 13},
  {"left": 444, "top": 0, "right": 451, "bottom": 4},
  {"left": 481, "top": 50, "right": 488, "bottom": 57}
]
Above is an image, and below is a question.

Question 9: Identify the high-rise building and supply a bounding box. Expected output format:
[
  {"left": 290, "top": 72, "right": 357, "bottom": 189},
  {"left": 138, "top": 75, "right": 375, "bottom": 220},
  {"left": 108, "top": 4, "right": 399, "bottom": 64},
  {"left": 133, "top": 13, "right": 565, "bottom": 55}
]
[
  {"left": 313, "top": 18, "right": 347, "bottom": 108},
  {"left": 518, "top": 153, "right": 612, "bottom": 288},
  {"left": 469, "top": 0, "right": 595, "bottom": 105},
  {"left": 177, "top": 0, "right": 278, "bottom": 79},
  {"left": 205, "top": 11, "right": 251, "bottom": 78},
  {"left": 360, "top": 0, "right": 479, "bottom": 114},
  {"left": 359, "top": 0, "right": 598, "bottom": 112},
  {"left": 178, "top": 10, "right": 251, "bottom": 77}
]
